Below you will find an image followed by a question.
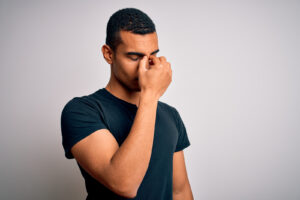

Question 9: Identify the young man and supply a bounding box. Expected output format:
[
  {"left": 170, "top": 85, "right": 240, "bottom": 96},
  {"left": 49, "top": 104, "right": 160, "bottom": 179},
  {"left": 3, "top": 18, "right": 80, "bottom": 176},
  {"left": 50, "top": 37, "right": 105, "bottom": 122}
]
[{"left": 61, "top": 8, "right": 193, "bottom": 200}]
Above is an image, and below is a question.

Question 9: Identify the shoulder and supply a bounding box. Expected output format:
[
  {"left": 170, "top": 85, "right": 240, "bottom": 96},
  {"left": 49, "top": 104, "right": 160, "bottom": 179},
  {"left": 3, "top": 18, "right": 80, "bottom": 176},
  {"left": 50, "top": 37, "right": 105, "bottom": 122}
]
[
  {"left": 61, "top": 91, "right": 102, "bottom": 115},
  {"left": 157, "top": 101, "right": 186, "bottom": 128},
  {"left": 157, "top": 100, "right": 179, "bottom": 117}
]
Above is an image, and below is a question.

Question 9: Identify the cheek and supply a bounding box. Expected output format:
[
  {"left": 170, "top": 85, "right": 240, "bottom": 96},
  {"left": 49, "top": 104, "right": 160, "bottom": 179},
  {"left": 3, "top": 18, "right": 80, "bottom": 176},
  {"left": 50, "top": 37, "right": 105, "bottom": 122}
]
[
  {"left": 123, "top": 58, "right": 139, "bottom": 71},
  {"left": 114, "top": 59, "right": 139, "bottom": 79}
]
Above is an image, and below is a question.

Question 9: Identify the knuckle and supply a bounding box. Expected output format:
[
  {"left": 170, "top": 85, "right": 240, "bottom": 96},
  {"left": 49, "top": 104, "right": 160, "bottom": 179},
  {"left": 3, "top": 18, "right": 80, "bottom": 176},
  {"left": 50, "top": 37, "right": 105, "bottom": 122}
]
[
  {"left": 167, "top": 64, "right": 171, "bottom": 70},
  {"left": 159, "top": 56, "right": 167, "bottom": 63}
]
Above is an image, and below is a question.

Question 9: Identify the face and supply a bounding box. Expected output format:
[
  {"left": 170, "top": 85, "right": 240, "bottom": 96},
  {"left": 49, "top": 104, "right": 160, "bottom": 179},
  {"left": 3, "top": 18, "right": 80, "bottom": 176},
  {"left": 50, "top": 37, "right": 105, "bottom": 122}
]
[{"left": 104, "top": 30, "right": 159, "bottom": 92}]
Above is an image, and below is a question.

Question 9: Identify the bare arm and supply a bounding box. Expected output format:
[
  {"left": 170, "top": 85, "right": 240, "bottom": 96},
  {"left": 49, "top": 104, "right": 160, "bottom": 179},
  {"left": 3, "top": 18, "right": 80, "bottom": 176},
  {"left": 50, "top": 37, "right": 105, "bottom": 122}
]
[
  {"left": 108, "top": 91, "right": 158, "bottom": 195},
  {"left": 71, "top": 55, "right": 172, "bottom": 198},
  {"left": 173, "top": 150, "right": 194, "bottom": 200}
]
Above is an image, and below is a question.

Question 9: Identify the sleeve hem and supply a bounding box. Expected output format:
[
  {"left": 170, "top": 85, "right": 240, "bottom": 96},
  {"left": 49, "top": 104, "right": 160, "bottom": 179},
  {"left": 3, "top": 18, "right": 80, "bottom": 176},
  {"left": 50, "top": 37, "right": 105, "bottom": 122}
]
[
  {"left": 174, "top": 141, "right": 191, "bottom": 152},
  {"left": 64, "top": 126, "right": 108, "bottom": 159}
]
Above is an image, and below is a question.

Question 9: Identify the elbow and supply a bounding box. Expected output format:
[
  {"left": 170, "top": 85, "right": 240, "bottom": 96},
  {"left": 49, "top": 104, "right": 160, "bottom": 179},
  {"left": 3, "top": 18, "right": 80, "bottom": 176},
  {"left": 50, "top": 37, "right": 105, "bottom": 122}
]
[
  {"left": 114, "top": 185, "right": 138, "bottom": 198},
  {"left": 109, "top": 179, "right": 139, "bottom": 198},
  {"left": 95, "top": 164, "right": 140, "bottom": 198},
  {"left": 117, "top": 189, "right": 137, "bottom": 199}
]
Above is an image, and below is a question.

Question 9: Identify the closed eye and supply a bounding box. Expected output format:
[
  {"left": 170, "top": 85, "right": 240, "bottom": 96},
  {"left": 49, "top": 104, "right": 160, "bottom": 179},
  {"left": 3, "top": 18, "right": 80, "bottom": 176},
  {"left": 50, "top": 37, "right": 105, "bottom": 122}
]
[
  {"left": 128, "top": 52, "right": 158, "bottom": 61},
  {"left": 130, "top": 56, "right": 140, "bottom": 61},
  {"left": 126, "top": 49, "right": 160, "bottom": 61}
]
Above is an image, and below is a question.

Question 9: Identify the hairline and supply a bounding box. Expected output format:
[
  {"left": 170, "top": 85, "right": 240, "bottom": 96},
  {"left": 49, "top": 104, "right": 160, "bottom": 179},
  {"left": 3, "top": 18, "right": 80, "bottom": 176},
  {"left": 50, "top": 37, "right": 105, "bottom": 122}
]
[{"left": 112, "top": 29, "right": 157, "bottom": 53}]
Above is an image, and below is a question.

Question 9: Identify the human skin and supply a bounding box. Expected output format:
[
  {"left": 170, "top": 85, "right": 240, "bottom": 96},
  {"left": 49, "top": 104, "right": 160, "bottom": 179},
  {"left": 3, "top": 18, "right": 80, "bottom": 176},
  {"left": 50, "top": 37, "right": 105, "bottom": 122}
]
[
  {"left": 71, "top": 30, "right": 172, "bottom": 198},
  {"left": 71, "top": 30, "right": 193, "bottom": 199},
  {"left": 102, "top": 30, "right": 165, "bottom": 106}
]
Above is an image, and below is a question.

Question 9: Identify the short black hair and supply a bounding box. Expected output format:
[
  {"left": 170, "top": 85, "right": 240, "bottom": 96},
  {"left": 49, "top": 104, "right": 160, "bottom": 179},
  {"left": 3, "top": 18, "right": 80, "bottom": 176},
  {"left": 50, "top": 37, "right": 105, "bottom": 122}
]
[{"left": 105, "top": 8, "right": 156, "bottom": 52}]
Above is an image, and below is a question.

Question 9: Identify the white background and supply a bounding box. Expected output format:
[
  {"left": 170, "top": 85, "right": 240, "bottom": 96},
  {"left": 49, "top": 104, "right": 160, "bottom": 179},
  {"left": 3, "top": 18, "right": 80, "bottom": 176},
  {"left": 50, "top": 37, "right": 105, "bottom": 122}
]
[{"left": 1, "top": 0, "right": 299, "bottom": 199}]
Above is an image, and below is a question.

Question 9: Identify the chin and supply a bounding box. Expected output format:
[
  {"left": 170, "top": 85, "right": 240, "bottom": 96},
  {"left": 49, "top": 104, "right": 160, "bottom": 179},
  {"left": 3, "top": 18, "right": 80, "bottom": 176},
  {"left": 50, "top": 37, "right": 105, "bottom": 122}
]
[
  {"left": 132, "top": 85, "right": 141, "bottom": 92},
  {"left": 131, "top": 80, "right": 141, "bottom": 92},
  {"left": 117, "top": 76, "right": 140, "bottom": 92},
  {"left": 124, "top": 82, "right": 141, "bottom": 92}
]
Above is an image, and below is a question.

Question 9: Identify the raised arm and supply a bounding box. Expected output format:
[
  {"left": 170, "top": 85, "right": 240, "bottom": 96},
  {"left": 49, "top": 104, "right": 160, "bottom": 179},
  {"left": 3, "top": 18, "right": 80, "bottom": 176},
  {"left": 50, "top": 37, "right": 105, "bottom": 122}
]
[{"left": 70, "top": 55, "right": 172, "bottom": 198}]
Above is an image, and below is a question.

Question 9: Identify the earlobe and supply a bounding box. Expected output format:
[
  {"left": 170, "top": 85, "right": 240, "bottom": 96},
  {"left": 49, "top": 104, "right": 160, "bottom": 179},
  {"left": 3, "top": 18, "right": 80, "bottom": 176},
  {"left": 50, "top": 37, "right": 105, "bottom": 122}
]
[{"left": 102, "top": 45, "right": 113, "bottom": 64}]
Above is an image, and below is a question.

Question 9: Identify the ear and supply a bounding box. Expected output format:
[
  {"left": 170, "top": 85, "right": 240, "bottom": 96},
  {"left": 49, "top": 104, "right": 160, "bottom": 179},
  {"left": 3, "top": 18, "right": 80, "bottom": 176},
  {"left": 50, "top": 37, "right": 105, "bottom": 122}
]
[{"left": 102, "top": 44, "right": 114, "bottom": 64}]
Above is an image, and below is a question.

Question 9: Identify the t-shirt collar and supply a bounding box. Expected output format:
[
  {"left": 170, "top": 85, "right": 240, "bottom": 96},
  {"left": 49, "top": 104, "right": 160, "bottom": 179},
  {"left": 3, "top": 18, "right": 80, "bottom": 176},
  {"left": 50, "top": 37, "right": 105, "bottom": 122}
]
[{"left": 101, "top": 88, "right": 138, "bottom": 109}]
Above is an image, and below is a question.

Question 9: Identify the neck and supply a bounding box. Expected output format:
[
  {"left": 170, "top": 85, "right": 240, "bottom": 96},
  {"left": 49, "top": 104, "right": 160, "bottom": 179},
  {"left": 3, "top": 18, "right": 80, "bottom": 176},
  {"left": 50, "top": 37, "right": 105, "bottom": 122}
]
[{"left": 105, "top": 75, "right": 141, "bottom": 107}]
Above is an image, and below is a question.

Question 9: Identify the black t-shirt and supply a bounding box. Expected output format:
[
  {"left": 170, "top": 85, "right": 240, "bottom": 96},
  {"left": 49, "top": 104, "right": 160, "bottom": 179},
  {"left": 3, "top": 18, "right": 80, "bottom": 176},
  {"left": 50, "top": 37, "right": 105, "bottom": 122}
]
[{"left": 60, "top": 88, "right": 191, "bottom": 200}]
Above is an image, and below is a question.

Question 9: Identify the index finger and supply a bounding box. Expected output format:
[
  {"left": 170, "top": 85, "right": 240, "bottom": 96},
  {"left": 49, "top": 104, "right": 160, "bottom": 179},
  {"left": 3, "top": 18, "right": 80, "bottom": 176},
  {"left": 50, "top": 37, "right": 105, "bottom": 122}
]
[{"left": 149, "top": 55, "right": 160, "bottom": 66}]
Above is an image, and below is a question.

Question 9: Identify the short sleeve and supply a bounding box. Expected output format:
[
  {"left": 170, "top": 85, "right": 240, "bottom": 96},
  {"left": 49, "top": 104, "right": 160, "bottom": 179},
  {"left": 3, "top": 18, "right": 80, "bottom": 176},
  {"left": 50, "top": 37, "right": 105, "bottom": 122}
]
[
  {"left": 173, "top": 108, "right": 191, "bottom": 152},
  {"left": 60, "top": 97, "right": 108, "bottom": 159}
]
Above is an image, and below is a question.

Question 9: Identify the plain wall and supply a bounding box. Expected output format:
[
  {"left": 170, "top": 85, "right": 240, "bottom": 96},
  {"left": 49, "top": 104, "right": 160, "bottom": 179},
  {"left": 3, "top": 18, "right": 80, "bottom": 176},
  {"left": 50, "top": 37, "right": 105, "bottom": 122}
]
[{"left": 0, "top": 0, "right": 299, "bottom": 199}]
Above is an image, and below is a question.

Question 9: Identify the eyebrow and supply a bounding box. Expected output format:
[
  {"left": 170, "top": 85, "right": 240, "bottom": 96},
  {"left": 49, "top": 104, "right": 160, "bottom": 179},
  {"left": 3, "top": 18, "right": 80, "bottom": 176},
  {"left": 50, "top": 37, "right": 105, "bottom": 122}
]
[{"left": 126, "top": 49, "right": 159, "bottom": 57}]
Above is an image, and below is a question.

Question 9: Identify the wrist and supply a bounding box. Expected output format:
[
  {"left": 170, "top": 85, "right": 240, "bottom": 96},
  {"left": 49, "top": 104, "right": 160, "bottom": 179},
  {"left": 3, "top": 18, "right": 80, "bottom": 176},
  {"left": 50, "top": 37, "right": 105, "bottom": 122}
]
[{"left": 139, "top": 90, "right": 159, "bottom": 106}]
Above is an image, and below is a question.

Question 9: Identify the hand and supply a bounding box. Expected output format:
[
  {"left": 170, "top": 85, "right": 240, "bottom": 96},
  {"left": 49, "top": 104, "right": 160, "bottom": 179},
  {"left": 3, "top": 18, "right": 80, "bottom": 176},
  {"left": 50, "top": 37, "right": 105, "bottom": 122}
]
[{"left": 138, "top": 55, "right": 172, "bottom": 100}]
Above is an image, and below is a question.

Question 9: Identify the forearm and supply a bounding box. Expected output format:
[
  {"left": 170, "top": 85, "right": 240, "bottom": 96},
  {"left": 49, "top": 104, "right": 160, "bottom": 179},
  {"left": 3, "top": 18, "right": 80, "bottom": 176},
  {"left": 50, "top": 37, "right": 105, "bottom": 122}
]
[
  {"left": 109, "top": 91, "right": 158, "bottom": 192},
  {"left": 173, "top": 182, "right": 194, "bottom": 200}
]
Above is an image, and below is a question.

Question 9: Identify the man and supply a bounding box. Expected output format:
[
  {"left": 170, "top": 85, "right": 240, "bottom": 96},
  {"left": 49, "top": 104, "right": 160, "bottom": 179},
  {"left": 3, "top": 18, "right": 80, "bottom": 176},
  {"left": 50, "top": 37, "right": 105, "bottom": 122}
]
[{"left": 61, "top": 8, "right": 193, "bottom": 200}]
